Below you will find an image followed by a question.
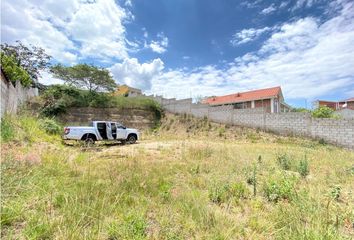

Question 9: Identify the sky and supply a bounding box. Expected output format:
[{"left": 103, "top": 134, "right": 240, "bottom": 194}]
[{"left": 1, "top": 0, "right": 354, "bottom": 108}]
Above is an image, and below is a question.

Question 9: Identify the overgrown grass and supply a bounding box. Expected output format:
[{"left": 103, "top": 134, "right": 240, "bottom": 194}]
[{"left": 1, "top": 114, "right": 353, "bottom": 239}]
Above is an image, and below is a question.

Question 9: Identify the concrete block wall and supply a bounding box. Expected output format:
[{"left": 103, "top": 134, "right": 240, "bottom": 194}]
[
  {"left": 310, "top": 119, "right": 354, "bottom": 148},
  {"left": 265, "top": 112, "right": 310, "bottom": 136},
  {"left": 209, "top": 105, "right": 233, "bottom": 124},
  {"left": 232, "top": 108, "right": 265, "bottom": 128},
  {"left": 146, "top": 95, "right": 354, "bottom": 149}
]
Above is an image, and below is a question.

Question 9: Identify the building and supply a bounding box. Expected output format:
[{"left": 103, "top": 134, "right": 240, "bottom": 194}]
[
  {"left": 314, "top": 98, "right": 354, "bottom": 110},
  {"left": 202, "top": 86, "right": 291, "bottom": 113},
  {"left": 113, "top": 84, "right": 142, "bottom": 97}
]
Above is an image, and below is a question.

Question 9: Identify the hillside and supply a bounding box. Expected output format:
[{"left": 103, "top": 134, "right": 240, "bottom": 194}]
[{"left": 1, "top": 113, "right": 354, "bottom": 239}]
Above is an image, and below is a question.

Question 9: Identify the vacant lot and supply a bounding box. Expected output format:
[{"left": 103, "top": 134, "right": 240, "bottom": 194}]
[{"left": 1, "top": 114, "right": 354, "bottom": 239}]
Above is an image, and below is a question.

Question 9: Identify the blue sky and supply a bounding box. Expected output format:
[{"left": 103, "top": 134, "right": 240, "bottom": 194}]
[{"left": 1, "top": 0, "right": 354, "bottom": 108}]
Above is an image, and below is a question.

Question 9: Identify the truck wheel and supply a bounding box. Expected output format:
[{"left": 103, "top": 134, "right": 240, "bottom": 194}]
[
  {"left": 127, "top": 134, "right": 137, "bottom": 144},
  {"left": 84, "top": 136, "right": 95, "bottom": 147}
]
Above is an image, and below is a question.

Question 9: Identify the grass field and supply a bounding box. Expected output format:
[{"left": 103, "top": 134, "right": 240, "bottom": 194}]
[{"left": 1, "top": 114, "right": 354, "bottom": 239}]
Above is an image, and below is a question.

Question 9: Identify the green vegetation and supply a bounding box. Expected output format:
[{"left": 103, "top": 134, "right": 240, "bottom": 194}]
[
  {"left": 1, "top": 41, "right": 51, "bottom": 82},
  {"left": 0, "top": 53, "right": 32, "bottom": 87},
  {"left": 1, "top": 113, "right": 353, "bottom": 239},
  {"left": 38, "top": 84, "right": 162, "bottom": 119},
  {"left": 312, "top": 106, "right": 337, "bottom": 118},
  {"left": 0, "top": 114, "right": 60, "bottom": 143}
]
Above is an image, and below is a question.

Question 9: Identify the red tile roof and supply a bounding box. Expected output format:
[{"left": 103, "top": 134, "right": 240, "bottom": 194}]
[
  {"left": 203, "top": 86, "right": 281, "bottom": 105},
  {"left": 345, "top": 97, "right": 354, "bottom": 102}
]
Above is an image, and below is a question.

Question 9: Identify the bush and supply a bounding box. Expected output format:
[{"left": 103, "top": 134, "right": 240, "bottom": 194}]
[
  {"left": 277, "top": 153, "right": 292, "bottom": 170},
  {"left": 298, "top": 156, "right": 309, "bottom": 177},
  {"left": 0, "top": 53, "right": 32, "bottom": 87},
  {"left": 39, "top": 119, "right": 61, "bottom": 135},
  {"left": 263, "top": 175, "right": 297, "bottom": 202},
  {"left": 312, "top": 106, "right": 335, "bottom": 118},
  {"left": 40, "top": 85, "right": 163, "bottom": 120}
]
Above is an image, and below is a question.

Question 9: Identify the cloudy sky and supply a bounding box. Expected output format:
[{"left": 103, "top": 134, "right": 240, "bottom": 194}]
[{"left": 1, "top": 0, "right": 354, "bottom": 107}]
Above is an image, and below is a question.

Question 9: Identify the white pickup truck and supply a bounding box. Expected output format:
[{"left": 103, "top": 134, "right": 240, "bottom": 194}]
[{"left": 63, "top": 121, "right": 140, "bottom": 144}]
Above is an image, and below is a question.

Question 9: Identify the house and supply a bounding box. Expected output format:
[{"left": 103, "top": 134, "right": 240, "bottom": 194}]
[
  {"left": 202, "top": 86, "right": 291, "bottom": 113},
  {"left": 113, "top": 84, "right": 142, "bottom": 97},
  {"left": 314, "top": 98, "right": 354, "bottom": 110}
]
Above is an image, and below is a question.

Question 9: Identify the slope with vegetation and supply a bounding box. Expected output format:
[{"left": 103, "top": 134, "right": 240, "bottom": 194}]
[{"left": 1, "top": 112, "right": 353, "bottom": 239}]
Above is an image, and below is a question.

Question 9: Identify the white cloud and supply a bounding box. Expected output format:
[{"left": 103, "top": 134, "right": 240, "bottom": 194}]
[
  {"left": 292, "top": 0, "right": 320, "bottom": 11},
  {"left": 146, "top": 32, "right": 169, "bottom": 54},
  {"left": 261, "top": 4, "right": 276, "bottom": 15},
  {"left": 109, "top": 58, "right": 164, "bottom": 90},
  {"left": 125, "top": 0, "right": 132, "bottom": 7},
  {"left": 231, "top": 26, "right": 274, "bottom": 45},
  {"left": 149, "top": 2, "right": 354, "bottom": 102},
  {"left": 38, "top": 71, "right": 64, "bottom": 85},
  {"left": 1, "top": 0, "right": 132, "bottom": 63}
]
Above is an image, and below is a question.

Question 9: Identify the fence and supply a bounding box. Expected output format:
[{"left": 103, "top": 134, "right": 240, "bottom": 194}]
[{"left": 146, "top": 95, "right": 354, "bottom": 149}]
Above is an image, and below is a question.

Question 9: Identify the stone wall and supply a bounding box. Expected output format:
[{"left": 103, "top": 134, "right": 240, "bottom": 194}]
[
  {"left": 58, "top": 107, "right": 157, "bottom": 130},
  {"left": 146, "top": 95, "right": 354, "bottom": 149},
  {"left": 1, "top": 72, "right": 38, "bottom": 118}
]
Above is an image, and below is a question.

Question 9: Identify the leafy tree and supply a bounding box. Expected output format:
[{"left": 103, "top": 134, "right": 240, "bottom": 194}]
[
  {"left": 0, "top": 41, "right": 51, "bottom": 82},
  {"left": 312, "top": 106, "right": 335, "bottom": 118},
  {"left": 50, "top": 64, "right": 116, "bottom": 92},
  {"left": 1, "top": 53, "right": 32, "bottom": 87}
]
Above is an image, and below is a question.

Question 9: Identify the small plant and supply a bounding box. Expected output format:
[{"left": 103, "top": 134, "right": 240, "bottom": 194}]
[
  {"left": 330, "top": 185, "right": 341, "bottom": 201},
  {"left": 209, "top": 184, "right": 226, "bottom": 204},
  {"left": 263, "top": 175, "right": 297, "bottom": 203},
  {"left": 277, "top": 153, "right": 292, "bottom": 170},
  {"left": 229, "top": 182, "right": 249, "bottom": 199},
  {"left": 318, "top": 138, "right": 326, "bottom": 145},
  {"left": 39, "top": 118, "right": 61, "bottom": 135},
  {"left": 218, "top": 127, "right": 226, "bottom": 137},
  {"left": 298, "top": 155, "right": 309, "bottom": 177},
  {"left": 246, "top": 164, "right": 257, "bottom": 197},
  {"left": 209, "top": 181, "right": 249, "bottom": 204}
]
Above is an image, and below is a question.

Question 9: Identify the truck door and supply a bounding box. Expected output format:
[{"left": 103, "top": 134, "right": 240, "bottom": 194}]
[
  {"left": 111, "top": 123, "right": 117, "bottom": 139},
  {"left": 106, "top": 122, "right": 114, "bottom": 140},
  {"left": 116, "top": 122, "right": 126, "bottom": 139}
]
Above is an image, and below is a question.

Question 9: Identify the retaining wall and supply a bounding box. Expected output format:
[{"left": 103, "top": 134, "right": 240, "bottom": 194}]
[{"left": 58, "top": 107, "right": 157, "bottom": 130}]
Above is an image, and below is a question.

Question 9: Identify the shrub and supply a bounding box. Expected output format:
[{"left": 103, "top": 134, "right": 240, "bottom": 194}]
[
  {"left": 298, "top": 156, "right": 309, "bottom": 177},
  {"left": 218, "top": 127, "right": 226, "bottom": 137},
  {"left": 1, "top": 53, "right": 32, "bottom": 87},
  {"left": 229, "top": 182, "right": 249, "bottom": 200},
  {"left": 263, "top": 175, "right": 297, "bottom": 202},
  {"left": 330, "top": 185, "right": 341, "bottom": 201},
  {"left": 277, "top": 153, "right": 292, "bottom": 170},
  {"left": 40, "top": 85, "right": 163, "bottom": 120},
  {"left": 39, "top": 118, "right": 61, "bottom": 135},
  {"left": 312, "top": 106, "right": 335, "bottom": 118}
]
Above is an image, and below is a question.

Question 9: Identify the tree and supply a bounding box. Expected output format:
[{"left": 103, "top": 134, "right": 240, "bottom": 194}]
[
  {"left": 1, "top": 52, "right": 32, "bottom": 87},
  {"left": 312, "top": 106, "right": 335, "bottom": 118},
  {"left": 50, "top": 64, "right": 116, "bottom": 92},
  {"left": 0, "top": 41, "right": 51, "bottom": 82}
]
